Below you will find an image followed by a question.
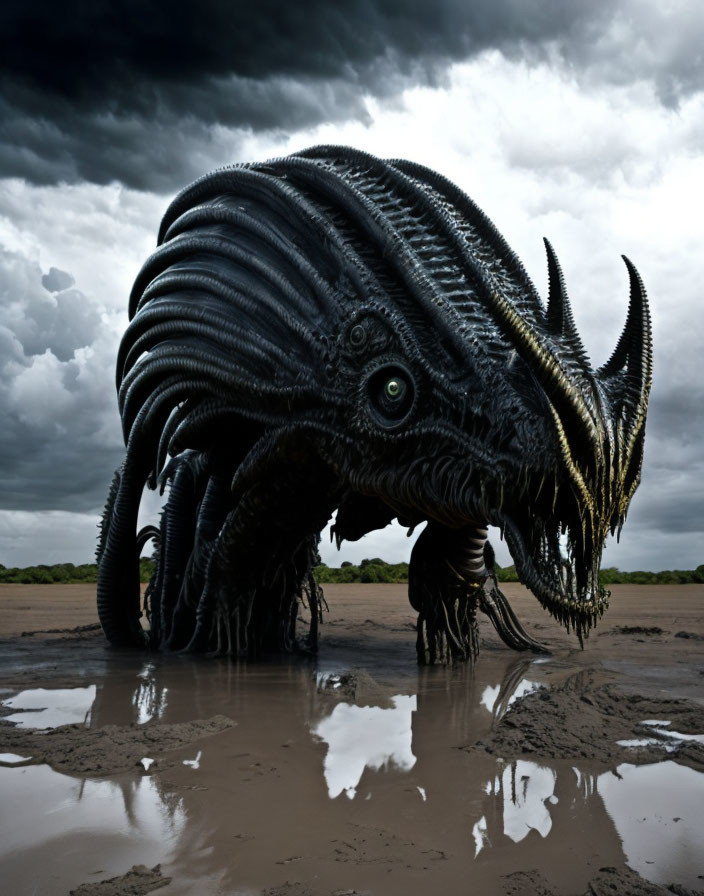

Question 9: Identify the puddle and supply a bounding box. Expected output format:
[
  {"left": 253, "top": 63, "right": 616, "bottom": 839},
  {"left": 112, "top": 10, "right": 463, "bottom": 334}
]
[
  {"left": 133, "top": 667, "right": 169, "bottom": 725},
  {"left": 0, "top": 763, "right": 185, "bottom": 894},
  {"left": 617, "top": 718, "right": 704, "bottom": 750},
  {"left": 474, "top": 760, "right": 557, "bottom": 856},
  {"left": 182, "top": 750, "right": 202, "bottom": 769},
  {"left": 1, "top": 650, "right": 703, "bottom": 893},
  {"left": 616, "top": 738, "right": 678, "bottom": 749},
  {"left": 315, "top": 671, "right": 343, "bottom": 689},
  {"left": 598, "top": 761, "right": 704, "bottom": 886},
  {"left": 472, "top": 758, "right": 704, "bottom": 888},
  {"left": 312, "top": 695, "right": 417, "bottom": 798},
  {"left": 480, "top": 678, "right": 542, "bottom": 717},
  {"left": 0, "top": 752, "right": 32, "bottom": 766},
  {"left": 1, "top": 686, "right": 96, "bottom": 728}
]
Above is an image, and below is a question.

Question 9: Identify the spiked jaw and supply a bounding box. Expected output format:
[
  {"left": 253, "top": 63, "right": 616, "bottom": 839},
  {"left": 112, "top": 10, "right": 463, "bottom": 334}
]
[
  {"left": 497, "top": 485, "right": 610, "bottom": 642},
  {"left": 485, "top": 243, "right": 652, "bottom": 639}
]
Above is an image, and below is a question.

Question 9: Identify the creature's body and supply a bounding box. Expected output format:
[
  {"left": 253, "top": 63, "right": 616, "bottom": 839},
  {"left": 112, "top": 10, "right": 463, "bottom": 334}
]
[{"left": 97, "top": 146, "right": 652, "bottom": 663}]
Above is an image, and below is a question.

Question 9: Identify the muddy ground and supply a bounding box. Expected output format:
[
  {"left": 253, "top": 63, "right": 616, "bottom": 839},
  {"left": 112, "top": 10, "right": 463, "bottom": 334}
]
[{"left": 0, "top": 582, "right": 703, "bottom": 895}]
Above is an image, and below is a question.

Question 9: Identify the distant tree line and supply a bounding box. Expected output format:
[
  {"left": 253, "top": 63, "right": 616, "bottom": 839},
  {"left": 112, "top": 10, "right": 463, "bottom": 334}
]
[
  {"left": 315, "top": 560, "right": 704, "bottom": 585},
  {"left": 2, "top": 558, "right": 703, "bottom": 586},
  {"left": 0, "top": 559, "right": 155, "bottom": 585},
  {"left": 313, "top": 558, "right": 523, "bottom": 584},
  {"left": 596, "top": 566, "right": 704, "bottom": 586}
]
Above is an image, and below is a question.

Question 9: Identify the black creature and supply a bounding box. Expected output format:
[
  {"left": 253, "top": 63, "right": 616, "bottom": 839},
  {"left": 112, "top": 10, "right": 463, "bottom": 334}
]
[{"left": 97, "top": 146, "right": 652, "bottom": 664}]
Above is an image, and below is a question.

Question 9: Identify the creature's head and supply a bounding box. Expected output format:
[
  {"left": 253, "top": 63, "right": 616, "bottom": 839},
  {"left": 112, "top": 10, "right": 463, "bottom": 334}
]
[{"left": 121, "top": 146, "right": 651, "bottom": 640}]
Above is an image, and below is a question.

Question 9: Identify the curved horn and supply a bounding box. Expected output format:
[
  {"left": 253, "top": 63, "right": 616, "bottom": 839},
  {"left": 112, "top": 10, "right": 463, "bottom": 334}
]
[
  {"left": 488, "top": 287, "right": 598, "bottom": 447},
  {"left": 598, "top": 256, "right": 652, "bottom": 449},
  {"left": 622, "top": 255, "right": 652, "bottom": 395},
  {"left": 598, "top": 256, "right": 652, "bottom": 388},
  {"left": 543, "top": 238, "right": 589, "bottom": 369}
]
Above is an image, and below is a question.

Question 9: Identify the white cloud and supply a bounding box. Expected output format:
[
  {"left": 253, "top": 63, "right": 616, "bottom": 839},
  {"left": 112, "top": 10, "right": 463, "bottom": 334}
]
[
  {"left": 0, "top": 180, "right": 163, "bottom": 310},
  {"left": 0, "top": 247, "right": 125, "bottom": 515}
]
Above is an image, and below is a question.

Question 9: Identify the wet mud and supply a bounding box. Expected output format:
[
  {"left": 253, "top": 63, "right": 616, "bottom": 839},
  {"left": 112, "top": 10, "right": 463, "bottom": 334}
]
[
  {"left": 0, "top": 582, "right": 703, "bottom": 895},
  {"left": 70, "top": 864, "right": 171, "bottom": 895}
]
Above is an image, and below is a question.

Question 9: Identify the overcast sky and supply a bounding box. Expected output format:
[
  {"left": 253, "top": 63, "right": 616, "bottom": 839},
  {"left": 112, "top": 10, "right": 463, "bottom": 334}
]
[{"left": 0, "top": 0, "right": 702, "bottom": 571}]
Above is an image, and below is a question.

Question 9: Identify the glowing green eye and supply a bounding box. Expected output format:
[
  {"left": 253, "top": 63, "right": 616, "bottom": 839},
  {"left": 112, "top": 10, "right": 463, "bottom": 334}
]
[
  {"left": 385, "top": 378, "right": 402, "bottom": 398},
  {"left": 366, "top": 364, "right": 415, "bottom": 428}
]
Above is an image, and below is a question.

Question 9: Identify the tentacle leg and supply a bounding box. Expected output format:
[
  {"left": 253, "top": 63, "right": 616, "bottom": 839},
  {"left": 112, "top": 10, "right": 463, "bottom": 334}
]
[
  {"left": 479, "top": 542, "right": 549, "bottom": 654},
  {"left": 182, "top": 440, "right": 339, "bottom": 657},
  {"left": 409, "top": 522, "right": 483, "bottom": 665},
  {"left": 409, "top": 522, "right": 547, "bottom": 664}
]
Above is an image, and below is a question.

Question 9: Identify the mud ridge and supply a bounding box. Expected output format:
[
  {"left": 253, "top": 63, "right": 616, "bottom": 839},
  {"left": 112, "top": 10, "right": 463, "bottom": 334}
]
[
  {"left": 0, "top": 714, "right": 234, "bottom": 775},
  {"left": 503, "top": 866, "right": 704, "bottom": 896},
  {"left": 70, "top": 864, "right": 170, "bottom": 895},
  {"left": 466, "top": 669, "right": 704, "bottom": 770}
]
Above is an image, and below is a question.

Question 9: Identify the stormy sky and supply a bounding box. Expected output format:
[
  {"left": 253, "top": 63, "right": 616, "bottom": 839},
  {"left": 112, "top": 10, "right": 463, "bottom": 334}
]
[{"left": 0, "top": 0, "right": 702, "bottom": 571}]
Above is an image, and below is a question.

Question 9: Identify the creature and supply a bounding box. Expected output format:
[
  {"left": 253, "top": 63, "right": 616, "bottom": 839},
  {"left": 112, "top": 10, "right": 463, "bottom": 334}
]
[{"left": 97, "top": 146, "right": 652, "bottom": 663}]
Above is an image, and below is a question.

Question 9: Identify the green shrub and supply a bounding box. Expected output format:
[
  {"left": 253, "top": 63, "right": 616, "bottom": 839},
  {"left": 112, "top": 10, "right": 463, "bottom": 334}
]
[{"left": 1, "top": 558, "right": 702, "bottom": 586}]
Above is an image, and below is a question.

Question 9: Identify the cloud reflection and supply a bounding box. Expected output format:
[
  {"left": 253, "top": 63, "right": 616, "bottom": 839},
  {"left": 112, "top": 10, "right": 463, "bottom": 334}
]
[{"left": 312, "top": 695, "right": 417, "bottom": 799}]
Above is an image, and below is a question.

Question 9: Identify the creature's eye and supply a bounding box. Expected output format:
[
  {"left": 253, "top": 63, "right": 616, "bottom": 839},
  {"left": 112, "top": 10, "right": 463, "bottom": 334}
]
[
  {"left": 366, "top": 363, "right": 416, "bottom": 428},
  {"left": 349, "top": 324, "right": 367, "bottom": 348},
  {"left": 385, "top": 378, "right": 404, "bottom": 399}
]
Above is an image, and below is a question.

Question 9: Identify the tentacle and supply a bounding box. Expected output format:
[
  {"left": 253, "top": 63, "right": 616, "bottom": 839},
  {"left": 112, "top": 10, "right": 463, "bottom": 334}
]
[
  {"left": 181, "top": 436, "right": 339, "bottom": 657},
  {"left": 154, "top": 451, "right": 211, "bottom": 650},
  {"left": 96, "top": 468, "right": 121, "bottom": 564},
  {"left": 96, "top": 455, "right": 149, "bottom": 646},
  {"left": 409, "top": 522, "right": 483, "bottom": 665},
  {"left": 478, "top": 578, "right": 548, "bottom": 653},
  {"left": 164, "top": 468, "right": 232, "bottom": 651}
]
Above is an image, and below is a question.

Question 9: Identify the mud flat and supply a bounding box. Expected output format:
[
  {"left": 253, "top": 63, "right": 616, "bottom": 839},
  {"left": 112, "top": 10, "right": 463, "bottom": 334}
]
[{"left": 0, "top": 583, "right": 703, "bottom": 895}]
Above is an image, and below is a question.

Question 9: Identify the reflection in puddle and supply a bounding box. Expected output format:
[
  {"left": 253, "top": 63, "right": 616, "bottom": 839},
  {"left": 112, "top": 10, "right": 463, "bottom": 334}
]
[
  {"left": 480, "top": 679, "right": 541, "bottom": 717},
  {"left": 1, "top": 686, "right": 96, "bottom": 728},
  {"left": 616, "top": 738, "right": 677, "bottom": 749},
  {"left": 474, "top": 760, "right": 558, "bottom": 856},
  {"left": 0, "top": 752, "right": 32, "bottom": 765},
  {"left": 572, "top": 766, "right": 598, "bottom": 798},
  {"left": 183, "top": 750, "right": 202, "bottom": 769},
  {"left": 133, "top": 663, "right": 168, "bottom": 724},
  {"left": 474, "top": 758, "right": 704, "bottom": 888},
  {"left": 472, "top": 814, "right": 489, "bottom": 856},
  {"left": 312, "top": 695, "right": 417, "bottom": 799},
  {"left": 0, "top": 763, "right": 185, "bottom": 893},
  {"left": 617, "top": 718, "right": 704, "bottom": 750},
  {"left": 316, "top": 672, "right": 342, "bottom": 689},
  {"left": 639, "top": 719, "right": 704, "bottom": 744},
  {"left": 598, "top": 761, "right": 704, "bottom": 886},
  {"left": 3, "top": 652, "right": 703, "bottom": 893}
]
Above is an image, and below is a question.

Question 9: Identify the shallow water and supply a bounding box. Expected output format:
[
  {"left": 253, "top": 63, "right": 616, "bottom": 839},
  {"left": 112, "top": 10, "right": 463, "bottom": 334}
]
[
  {"left": 0, "top": 764, "right": 185, "bottom": 893},
  {"left": 0, "top": 649, "right": 703, "bottom": 894},
  {"left": 313, "top": 694, "right": 417, "bottom": 799},
  {"left": 598, "top": 761, "right": 704, "bottom": 885},
  {"left": 1, "top": 685, "right": 96, "bottom": 728}
]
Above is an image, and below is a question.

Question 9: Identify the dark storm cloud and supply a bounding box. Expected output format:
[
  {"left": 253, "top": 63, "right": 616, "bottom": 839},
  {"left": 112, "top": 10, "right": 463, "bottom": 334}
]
[
  {"left": 0, "top": 77, "right": 374, "bottom": 192},
  {"left": 0, "top": 0, "right": 637, "bottom": 191},
  {"left": 0, "top": 248, "right": 124, "bottom": 512},
  {"left": 2, "top": 0, "right": 608, "bottom": 97},
  {"left": 42, "top": 267, "right": 74, "bottom": 293}
]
